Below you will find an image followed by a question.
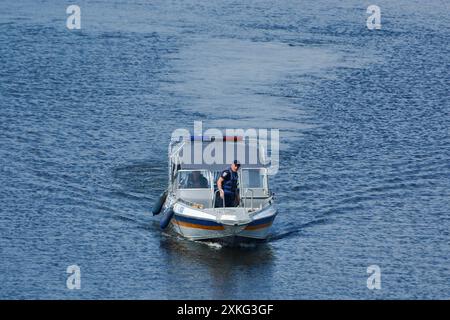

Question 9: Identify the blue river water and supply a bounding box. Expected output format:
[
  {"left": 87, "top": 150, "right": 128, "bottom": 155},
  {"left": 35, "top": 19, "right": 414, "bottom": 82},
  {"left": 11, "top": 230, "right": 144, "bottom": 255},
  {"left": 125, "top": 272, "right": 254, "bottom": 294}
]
[{"left": 0, "top": 0, "right": 449, "bottom": 299}]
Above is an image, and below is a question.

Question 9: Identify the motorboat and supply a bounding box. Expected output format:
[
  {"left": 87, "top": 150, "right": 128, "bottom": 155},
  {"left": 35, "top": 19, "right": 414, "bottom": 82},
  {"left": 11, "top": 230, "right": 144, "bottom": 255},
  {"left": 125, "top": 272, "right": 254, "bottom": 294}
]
[{"left": 152, "top": 135, "right": 277, "bottom": 241}]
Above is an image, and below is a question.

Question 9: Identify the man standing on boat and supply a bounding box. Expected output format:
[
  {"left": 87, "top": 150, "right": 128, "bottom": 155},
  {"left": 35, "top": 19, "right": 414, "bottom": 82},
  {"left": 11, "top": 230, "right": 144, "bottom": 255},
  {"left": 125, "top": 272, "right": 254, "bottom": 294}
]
[{"left": 217, "top": 160, "right": 240, "bottom": 207}]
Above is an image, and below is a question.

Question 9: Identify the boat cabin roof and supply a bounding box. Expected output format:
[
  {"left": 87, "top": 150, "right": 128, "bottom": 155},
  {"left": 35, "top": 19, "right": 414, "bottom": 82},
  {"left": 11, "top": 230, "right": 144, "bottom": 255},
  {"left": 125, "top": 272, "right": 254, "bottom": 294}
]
[{"left": 170, "top": 138, "right": 269, "bottom": 171}]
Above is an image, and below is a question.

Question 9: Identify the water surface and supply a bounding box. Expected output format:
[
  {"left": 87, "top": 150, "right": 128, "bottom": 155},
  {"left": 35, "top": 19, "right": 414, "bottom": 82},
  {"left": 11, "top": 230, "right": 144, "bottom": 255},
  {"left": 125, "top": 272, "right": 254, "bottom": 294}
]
[{"left": 0, "top": 0, "right": 449, "bottom": 299}]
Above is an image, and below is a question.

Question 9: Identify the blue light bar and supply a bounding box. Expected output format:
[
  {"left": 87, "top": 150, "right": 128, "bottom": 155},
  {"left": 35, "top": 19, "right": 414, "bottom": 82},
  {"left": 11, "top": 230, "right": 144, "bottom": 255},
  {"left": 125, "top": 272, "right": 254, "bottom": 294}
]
[
  {"left": 190, "top": 136, "right": 212, "bottom": 141},
  {"left": 189, "top": 136, "right": 243, "bottom": 142}
]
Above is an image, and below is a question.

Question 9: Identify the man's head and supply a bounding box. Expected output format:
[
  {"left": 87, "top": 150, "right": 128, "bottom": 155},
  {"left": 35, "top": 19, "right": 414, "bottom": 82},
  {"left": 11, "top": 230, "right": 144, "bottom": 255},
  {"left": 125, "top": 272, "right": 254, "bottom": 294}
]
[{"left": 231, "top": 160, "right": 241, "bottom": 172}]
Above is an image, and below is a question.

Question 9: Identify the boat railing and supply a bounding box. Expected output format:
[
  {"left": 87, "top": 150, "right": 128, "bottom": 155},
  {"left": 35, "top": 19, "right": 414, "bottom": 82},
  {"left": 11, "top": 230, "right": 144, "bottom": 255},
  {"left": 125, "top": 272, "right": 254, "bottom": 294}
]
[
  {"left": 213, "top": 189, "right": 255, "bottom": 212},
  {"left": 214, "top": 189, "right": 226, "bottom": 214},
  {"left": 244, "top": 189, "right": 254, "bottom": 211}
]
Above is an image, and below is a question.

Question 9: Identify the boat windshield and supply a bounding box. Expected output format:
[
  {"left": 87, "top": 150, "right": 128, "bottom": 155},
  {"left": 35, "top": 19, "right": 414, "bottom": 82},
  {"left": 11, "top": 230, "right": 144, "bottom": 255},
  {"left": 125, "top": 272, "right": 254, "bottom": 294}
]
[
  {"left": 241, "top": 168, "right": 267, "bottom": 189},
  {"left": 177, "top": 170, "right": 210, "bottom": 189}
]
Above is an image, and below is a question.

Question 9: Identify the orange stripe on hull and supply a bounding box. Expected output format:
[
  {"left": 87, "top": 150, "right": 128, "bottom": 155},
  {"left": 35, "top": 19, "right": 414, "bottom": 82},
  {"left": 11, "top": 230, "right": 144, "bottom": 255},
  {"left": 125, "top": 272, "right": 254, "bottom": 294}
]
[
  {"left": 244, "top": 222, "right": 273, "bottom": 230},
  {"left": 173, "top": 220, "right": 225, "bottom": 230}
]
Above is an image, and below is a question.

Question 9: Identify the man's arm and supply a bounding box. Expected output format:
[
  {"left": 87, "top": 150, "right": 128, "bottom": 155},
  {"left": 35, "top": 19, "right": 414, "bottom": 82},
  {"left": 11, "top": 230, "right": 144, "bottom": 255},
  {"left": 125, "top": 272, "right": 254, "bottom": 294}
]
[{"left": 217, "top": 177, "right": 225, "bottom": 198}]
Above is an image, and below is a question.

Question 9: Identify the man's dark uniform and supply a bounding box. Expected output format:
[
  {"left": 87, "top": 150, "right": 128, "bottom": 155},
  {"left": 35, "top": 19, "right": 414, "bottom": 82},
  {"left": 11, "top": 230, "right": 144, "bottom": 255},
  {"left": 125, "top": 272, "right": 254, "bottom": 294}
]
[{"left": 220, "top": 167, "right": 239, "bottom": 207}]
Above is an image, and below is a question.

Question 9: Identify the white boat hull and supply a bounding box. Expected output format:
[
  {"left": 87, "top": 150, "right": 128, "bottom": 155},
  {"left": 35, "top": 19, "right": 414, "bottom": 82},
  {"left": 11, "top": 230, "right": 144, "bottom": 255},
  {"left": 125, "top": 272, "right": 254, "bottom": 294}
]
[{"left": 165, "top": 202, "right": 277, "bottom": 241}]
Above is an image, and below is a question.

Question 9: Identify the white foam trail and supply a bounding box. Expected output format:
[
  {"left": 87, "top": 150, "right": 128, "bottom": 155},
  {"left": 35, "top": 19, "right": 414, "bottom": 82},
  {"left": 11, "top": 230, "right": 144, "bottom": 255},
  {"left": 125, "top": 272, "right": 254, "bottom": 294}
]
[
  {"left": 163, "top": 38, "right": 366, "bottom": 145},
  {"left": 196, "top": 240, "right": 223, "bottom": 250}
]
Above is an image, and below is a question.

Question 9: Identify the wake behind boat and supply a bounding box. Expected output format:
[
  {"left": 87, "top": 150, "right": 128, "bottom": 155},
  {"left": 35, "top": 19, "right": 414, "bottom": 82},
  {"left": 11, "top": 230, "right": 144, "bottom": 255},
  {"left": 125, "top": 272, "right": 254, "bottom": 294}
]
[{"left": 152, "top": 135, "right": 277, "bottom": 241}]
